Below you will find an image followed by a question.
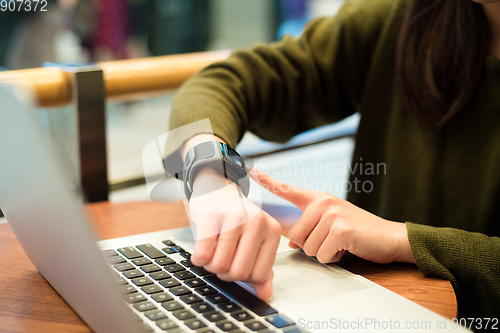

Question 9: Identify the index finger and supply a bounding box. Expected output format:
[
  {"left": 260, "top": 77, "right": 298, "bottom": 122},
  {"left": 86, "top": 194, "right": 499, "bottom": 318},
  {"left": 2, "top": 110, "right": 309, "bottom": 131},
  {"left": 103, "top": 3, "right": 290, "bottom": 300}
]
[{"left": 249, "top": 168, "right": 315, "bottom": 211}]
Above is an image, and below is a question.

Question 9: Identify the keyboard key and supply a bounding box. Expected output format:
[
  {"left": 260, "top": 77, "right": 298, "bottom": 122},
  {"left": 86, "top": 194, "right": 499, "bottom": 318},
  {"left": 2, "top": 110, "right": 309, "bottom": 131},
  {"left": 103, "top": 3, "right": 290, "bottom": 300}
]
[
  {"left": 180, "top": 259, "right": 193, "bottom": 267},
  {"left": 132, "top": 276, "right": 154, "bottom": 286},
  {"left": 114, "top": 277, "right": 128, "bottom": 285},
  {"left": 244, "top": 320, "right": 267, "bottom": 331},
  {"left": 156, "top": 318, "right": 178, "bottom": 331},
  {"left": 162, "top": 247, "right": 176, "bottom": 254},
  {"left": 141, "top": 284, "right": 163, "bottom": 294},
  {"left": 184, "top": 318, "right": 207, "bottom": 330},
  {"left": 151, "top": 292, "right": 173, "bottom": 303},
  {"left": 184, "top": 278, "right": 206, "bottom": 288},
  {"left": 124, "top": 292, "right": 146, "bottom": 303},
  {"left": 216, "top": 321, "right": 238, "bottom": 332},
  {"left": 179, "top": 252, "right": 191, "bottom": 259},
  {"left": 162, "top": 240, "right": 176, "bottom": 247},
  {"left": 113, "top": 263, "right": 134, "bottom": 271},
  {"left": 118, "top": 247, "right": 143, "bottom": 259},
  {"left": 159, "top": 278, "right": 181, "bottom": 288},
  {"left": 162, "top": 300, "right": 184, "bottom": 312},
  {"left": 191, "top": 266, "right": 211, "bottom": 276},
  {"left": 203, "top": 311, "right": 225, "bottom": 322},
  {"left": 231, "top": 310, "right": 253, "bottom": 322},
  {"left": 174, "top": 271, "right": 196, "bottom": 280},
  {"left": 206, "top": 293, "right": 229, "bottom": 304},
  {"left": 155, "top": 257, "right": 176, "bottom": 266},
  {"left": 133, "top": 300, "right": 156, "bottom": 312},
  {"left": 119, "top": 284, "right": 136, "bottom": 294},
  {"left": 180, "top": 294, "right": 202, "bottom": 304},
  {"left": 218, "top": 302, "right": 241, "bottom": 313},
  {"left": 144, "top": 309, "right": 168, "bottom": 321},
  {"left": 123, "top": 269, "right": 144, "bottom": 279},
  {"left": 169, "top": 286, "right": 191, "bottom": 296},
  {"left": 204, "top": 275, "right": 278, "bottom": 316},
  {"left": 170, "top": 245, "right": 184, "bottom": 253},
  {"left": 150, "top": 271, "right": 171, "bottom": 280},
  {"left": 136, "top": 244, "right": 166, "bottom": 259},
  {"left": 102, "top": 249, "right": 119, "bottom": 257},
  {"left": 195, "top": 285, "right": 218, "bottom": 296},
  {"left": 141, "top": 264, "right": 162, "bottom": 273},
  {"left": 172, "top": 309, "right": 195, "bottom": 321},
  {"left": 191, "top": 302, "right": 214, "bottom": 313},
  {"left": 132, "top": 257, "right": 152, "bottom": 266},
  {"left": 105, "top": 256, "right": 126, "bottom": 265},
  {"left": 164, "top": 264, "right": 185, "bottom": 273},
  {"left": 266, "top": 314, "right": 294, "bottom": 328}
]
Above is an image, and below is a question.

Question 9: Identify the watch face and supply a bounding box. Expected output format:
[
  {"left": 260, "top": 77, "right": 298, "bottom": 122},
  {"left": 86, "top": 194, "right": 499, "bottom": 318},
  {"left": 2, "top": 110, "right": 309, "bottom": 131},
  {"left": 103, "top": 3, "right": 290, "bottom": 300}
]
[
  {"left": 227, "top": 148, "right": 244, "bottom": 168},
  {"left": 221, "top": 143, "right": 245, "bottom": 169}
]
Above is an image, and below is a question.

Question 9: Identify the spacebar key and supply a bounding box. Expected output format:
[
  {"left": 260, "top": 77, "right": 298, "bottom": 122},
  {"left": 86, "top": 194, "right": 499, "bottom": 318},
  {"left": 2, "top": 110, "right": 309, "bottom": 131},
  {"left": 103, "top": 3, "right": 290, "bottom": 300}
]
[
  {"left": 204, "top": 275, "right": 277, "bottom": 316},
  {"left": 136, "top": 244, "right": 166, "bottom": 259}
]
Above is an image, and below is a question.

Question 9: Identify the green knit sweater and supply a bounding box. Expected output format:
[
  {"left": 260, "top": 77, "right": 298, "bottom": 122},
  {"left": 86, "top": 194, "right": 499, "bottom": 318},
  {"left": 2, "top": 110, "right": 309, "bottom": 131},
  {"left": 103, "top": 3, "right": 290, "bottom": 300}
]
[{"left": 167, "top": 0, "right": 500, "bottom": 319}]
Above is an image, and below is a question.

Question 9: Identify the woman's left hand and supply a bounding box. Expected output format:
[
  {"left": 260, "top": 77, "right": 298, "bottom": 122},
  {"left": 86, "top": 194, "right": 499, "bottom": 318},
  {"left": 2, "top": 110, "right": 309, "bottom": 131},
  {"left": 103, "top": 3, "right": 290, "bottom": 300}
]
[{"left": 250, "top": 168, "right": 416, "bottom": 264}]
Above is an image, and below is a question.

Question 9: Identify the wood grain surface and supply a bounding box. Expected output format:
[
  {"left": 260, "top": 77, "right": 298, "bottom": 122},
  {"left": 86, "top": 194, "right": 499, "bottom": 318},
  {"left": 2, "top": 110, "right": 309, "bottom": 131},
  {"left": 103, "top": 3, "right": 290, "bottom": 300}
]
[{"left": 0, "top": 201, "right": 457, "bottom": 333}]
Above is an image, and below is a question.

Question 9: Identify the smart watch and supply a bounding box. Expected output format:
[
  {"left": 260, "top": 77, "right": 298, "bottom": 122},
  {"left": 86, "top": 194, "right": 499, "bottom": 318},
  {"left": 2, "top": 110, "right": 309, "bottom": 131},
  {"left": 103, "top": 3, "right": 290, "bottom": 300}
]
[{"left": 182, "top": 141, "right": 250, "bottom": 200}]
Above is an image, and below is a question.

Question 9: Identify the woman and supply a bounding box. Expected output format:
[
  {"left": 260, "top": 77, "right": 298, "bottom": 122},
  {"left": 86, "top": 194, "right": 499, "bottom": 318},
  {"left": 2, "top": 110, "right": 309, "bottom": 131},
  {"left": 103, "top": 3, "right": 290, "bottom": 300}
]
[{"left": 164, "top": 0, "right": 500, "bottom": 321}]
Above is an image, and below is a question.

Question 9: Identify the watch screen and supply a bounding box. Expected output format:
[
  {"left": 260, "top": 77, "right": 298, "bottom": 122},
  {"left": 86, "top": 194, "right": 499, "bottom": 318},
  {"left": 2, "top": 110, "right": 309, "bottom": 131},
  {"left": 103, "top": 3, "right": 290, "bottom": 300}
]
[{"left": 225, "top": 145, "right": 245, "bottom": 169}]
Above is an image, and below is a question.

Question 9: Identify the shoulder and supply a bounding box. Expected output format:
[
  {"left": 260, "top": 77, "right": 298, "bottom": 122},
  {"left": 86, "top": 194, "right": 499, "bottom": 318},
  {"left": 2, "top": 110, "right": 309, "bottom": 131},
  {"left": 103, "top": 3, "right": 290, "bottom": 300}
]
[
  {"left": 302, "top": 0, "right": 408, "bottom": 53},
  {"left": 338, "top": 0, "right": 408, "bottom": 40},
  {"left": 339, "top": 0, "right": 406, "bottom": 23}
]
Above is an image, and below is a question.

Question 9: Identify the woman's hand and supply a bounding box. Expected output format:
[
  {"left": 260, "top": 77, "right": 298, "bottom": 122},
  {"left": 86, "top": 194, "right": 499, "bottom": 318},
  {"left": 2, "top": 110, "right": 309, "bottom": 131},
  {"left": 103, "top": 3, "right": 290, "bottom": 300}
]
[
  {"left": 250, "top": 168, "right": 416, "bottom": 265},
  {"left": 187, "top": 167, "right": 281, "bottom": 301},
  {"left": 180, "top": 135, "right": 281, "bottom": 301}
]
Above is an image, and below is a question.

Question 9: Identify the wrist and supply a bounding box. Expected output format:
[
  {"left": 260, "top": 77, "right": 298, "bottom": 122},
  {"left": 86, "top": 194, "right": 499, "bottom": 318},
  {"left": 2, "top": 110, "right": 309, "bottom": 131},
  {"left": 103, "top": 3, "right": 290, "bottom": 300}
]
[
  {"left": 183, "top": 140, "right": 249, "bottom": 200},
  {"left": 394, "top": 222, "right": 417, "bottom": 264},
  {"left": 180, "top": 135, "right": 227, "bottom": 199},
  {"left": 191, "top": 166, "right": 228, "bottom": 197}
]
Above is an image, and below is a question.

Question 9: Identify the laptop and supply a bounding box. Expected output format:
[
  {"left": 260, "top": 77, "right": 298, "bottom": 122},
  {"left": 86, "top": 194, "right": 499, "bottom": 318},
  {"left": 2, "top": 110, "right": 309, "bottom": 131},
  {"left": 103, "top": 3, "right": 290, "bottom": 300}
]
[{"left": 0, "top": 84, "right": 469, "bottom": 332}]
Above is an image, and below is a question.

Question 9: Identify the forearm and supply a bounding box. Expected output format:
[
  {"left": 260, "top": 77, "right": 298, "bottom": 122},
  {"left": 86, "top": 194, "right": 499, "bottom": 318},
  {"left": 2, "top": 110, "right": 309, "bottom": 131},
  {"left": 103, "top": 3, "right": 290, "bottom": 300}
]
[{"left": 167, "top": 11, "right": 380, "bottom": 160}]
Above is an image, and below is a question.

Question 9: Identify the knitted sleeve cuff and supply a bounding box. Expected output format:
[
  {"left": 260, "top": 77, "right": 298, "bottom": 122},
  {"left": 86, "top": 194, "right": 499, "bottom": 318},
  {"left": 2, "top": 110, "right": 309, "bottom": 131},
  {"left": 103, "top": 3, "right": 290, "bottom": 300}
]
[{"left": 405, "top": 222, "right": 500, "bottom": 318}]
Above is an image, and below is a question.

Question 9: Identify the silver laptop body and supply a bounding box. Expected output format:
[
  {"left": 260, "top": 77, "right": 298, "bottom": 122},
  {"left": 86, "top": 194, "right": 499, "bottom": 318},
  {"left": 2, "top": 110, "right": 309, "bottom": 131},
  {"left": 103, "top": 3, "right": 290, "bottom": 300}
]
[{"left": 0, "top": 84, "right": 468, "bottom": 332}]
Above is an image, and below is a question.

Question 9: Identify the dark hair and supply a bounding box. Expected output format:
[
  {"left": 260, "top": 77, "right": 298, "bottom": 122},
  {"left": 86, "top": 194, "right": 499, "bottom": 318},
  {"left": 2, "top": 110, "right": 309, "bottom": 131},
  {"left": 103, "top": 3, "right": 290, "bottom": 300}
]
[{"left": 397, "top": 0, "right": 487, "bottom": 128}]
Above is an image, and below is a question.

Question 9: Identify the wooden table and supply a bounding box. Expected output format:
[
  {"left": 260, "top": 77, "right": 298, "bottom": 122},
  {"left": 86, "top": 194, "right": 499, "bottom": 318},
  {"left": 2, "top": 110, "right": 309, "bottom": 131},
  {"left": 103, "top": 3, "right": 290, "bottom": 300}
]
[{"left": 0, "top": 201, "right": 457, "bottom": 332}]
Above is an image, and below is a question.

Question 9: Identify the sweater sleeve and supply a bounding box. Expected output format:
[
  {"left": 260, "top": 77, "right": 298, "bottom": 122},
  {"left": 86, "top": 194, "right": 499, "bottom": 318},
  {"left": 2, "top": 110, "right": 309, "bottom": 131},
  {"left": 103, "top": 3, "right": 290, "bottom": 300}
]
[
  {"left": 406, "top": 222, "right": 500, "bottom": 318},
  {"left": 163, "top": 0, "right": 397, "bottom": 168}
]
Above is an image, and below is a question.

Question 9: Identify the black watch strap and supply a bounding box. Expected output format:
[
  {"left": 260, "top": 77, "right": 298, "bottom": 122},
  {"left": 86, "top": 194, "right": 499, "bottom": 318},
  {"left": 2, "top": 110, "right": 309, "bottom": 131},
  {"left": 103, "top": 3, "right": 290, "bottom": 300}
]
[{"left": 183, "top": 141, "right": 249, "bottom": 200}]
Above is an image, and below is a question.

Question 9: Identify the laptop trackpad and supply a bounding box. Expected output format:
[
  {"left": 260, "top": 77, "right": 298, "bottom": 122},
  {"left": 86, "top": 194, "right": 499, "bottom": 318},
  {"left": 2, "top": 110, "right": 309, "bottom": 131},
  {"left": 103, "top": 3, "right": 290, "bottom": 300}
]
[{"left": 272, "top": 251, "right": 368, "bottom": 305}]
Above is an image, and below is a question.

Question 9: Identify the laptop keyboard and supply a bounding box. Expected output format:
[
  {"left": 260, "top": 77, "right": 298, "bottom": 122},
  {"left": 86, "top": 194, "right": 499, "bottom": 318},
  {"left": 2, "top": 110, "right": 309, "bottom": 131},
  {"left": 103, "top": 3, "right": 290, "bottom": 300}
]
[{"left": 103, "top": 240, "right": 307, "bottom": 333}]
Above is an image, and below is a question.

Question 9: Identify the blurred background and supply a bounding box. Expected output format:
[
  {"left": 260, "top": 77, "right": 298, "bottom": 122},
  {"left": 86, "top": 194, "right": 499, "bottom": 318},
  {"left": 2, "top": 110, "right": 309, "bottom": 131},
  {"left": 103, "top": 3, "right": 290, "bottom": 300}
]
[
  {"left": 0, "top": 0, "right": 358, "bottom": 213},
  {"left": 0, "top": 0, "right": 345, "bottom": 69}
]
